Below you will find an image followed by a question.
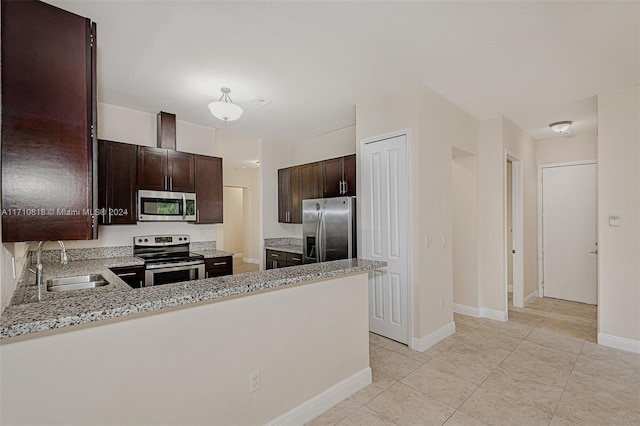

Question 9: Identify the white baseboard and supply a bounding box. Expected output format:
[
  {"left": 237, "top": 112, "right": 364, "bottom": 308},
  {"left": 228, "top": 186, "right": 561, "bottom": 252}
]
[
  {"left": 453, "top": 303, "right": 481, "bottom": 318},
  {"left": 480, "top": 307, "right": 507, "bottom": 322},
  {"left": 232, "top": 253, "right": 244, "bottom": 258},
  {"left": 242, "top": 257, "right": 260, "bottom": 265},
  {"left": 598, "top": 333, "right": 640, "bottom": 354},
  {"left": 524, "top": 290, "right": 538, "bottom": 305},
  {"left": 508, "top": 285, "right": 513, "bottom": 293},
  {"left": 453, "top": 303, "right": 507, "bottom": 322},
  {"left": 267, "top": 367, "right": 372, "bottom": 426},
  {"left": 411, "top": 321, "right": 456, "bottom": 352}
]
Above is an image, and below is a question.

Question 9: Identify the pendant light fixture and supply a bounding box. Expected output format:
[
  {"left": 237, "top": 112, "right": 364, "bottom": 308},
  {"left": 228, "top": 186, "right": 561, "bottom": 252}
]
[
  {"left": 208, "top": 87, "right": 243, "bottom": 122},
  {"left": 549, "top": 120, "right": 572, "bottom": 135}
]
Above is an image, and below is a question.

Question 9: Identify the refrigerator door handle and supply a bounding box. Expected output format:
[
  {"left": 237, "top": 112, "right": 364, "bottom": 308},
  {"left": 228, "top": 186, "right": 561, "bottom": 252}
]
[{"left": 317, "top": 211, "right": 325, "bottom": 262}]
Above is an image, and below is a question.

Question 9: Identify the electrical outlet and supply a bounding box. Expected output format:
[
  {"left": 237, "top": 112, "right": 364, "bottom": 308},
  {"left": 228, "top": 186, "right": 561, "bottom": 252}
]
[{"left": 249, "top": 370, "right": 261, "bottom": 392}]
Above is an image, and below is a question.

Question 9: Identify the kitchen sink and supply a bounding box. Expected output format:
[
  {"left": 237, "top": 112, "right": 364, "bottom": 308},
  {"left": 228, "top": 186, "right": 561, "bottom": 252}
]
[{"left": 46, "top": 274, "right": 109, "bottom": 292}]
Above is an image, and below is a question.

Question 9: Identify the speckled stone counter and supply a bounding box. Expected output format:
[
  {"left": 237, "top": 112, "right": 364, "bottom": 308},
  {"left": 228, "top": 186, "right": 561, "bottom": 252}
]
[
  {"left": 0, "top": 259, "right": 385, "bottom": 339},
  {"left": 194, "top": 249, "right": 234, "bottom": 259},
  {"left": 9, "top": 256, "right": 144, "bottom": 306}
]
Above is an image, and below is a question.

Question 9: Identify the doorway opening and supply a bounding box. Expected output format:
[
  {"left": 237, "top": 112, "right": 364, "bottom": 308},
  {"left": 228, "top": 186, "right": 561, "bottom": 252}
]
[{"left": 219, "top": 186, "right": 260, "bottom": 275}]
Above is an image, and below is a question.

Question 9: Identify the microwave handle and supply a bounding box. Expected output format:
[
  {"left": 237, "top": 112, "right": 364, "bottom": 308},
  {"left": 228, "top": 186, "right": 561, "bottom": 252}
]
[{"left": 182, "top": 193, "right": 187, "bottom": 220}]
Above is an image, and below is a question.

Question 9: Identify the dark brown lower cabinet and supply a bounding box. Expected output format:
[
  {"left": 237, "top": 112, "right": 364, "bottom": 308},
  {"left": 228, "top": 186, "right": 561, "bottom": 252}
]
[
  {"left": 265, "top": 250, "right": 302, "bottom": 269},
  {"left": 110, "top": 265, "right": 145, "bottom": 289},
  {"left": 205, "top": 256, "right": 233, "bottom": 278}
]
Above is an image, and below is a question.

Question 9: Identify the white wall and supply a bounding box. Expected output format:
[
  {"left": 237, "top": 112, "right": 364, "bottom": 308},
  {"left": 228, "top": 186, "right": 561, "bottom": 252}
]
[
  {"left": 502, "top": 118, "right": 538, "bottom": 300},
  {"left": 243, "top": 169, "right": 262, "bottom": 264},
  {"left": 292, "top": 125, "right": 356, "bottom": 164},
  {"left": 452, "top": 152, "right": 479, "bottom": 309},
  {"left": 537, "top": 133, "right": 597, "bottom": 165},
  {"left": 477, "top": 118, "right": 505, "bottom": 315},
  {"left": 597, "top": 86, "right": 640, "bottom": 352},
  {"left": 221, "top": 187, "right": 244, "bottom": 254},
  {"left": 0, "top": 274, "right": 371, "bottom": 425}
]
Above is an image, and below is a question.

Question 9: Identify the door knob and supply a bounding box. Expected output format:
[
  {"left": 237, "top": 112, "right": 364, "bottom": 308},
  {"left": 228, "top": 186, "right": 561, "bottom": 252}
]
[{"left": 589, "top": 250, "right": 598, "bottom": 254}]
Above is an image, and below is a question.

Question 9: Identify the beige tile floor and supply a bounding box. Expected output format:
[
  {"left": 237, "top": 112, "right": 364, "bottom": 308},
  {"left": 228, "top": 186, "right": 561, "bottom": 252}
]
[
  {"left": 232, "top": 257, "right": 260, "bottom": 274},
  {"left": 307, "top": 297, "right": 640, "bottom": 425}
]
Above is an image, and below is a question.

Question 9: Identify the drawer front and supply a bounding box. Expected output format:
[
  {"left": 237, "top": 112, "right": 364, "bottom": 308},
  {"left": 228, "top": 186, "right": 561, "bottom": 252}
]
[
  {"left": 110, "top": 265, "right": 145, "bottom": 288},
  {"left": 205, "top": 256, "right": 233, "bottom": 277},
  {"left": 287, "top": 252, "right": 302, "bottom": 265},
  {"left": 266, "top": 249, "right": 286, "bottom": 261}
]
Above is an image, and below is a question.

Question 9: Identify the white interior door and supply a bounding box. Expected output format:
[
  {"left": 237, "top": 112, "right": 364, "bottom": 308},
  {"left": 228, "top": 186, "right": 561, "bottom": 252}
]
[
  {"left": 542, "top": 163, "right": 597, "bottom": 305},
  {"left": 361, "top": 134, "right": 409, "bottom": 344}
]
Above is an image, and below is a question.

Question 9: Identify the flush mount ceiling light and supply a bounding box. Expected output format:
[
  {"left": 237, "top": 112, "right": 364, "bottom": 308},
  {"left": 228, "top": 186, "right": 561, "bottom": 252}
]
[
  {"left": 208, "top": 87, "right": 243, "bottom": 122},
  {"left": 549, "top": 120, "right": 573, "bottom": 135}
]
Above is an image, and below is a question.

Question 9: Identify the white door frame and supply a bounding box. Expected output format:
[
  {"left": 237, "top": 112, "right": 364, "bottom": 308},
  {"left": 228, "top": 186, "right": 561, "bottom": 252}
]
[
  {"left": 505, "top": 150, "right": 524, "bottom": 309},
  {"left": 537, "top": 160, "right": 597, "bottom": 298},
  {"left": 359, "top": 129, "right": 413, "bottom": 348}
]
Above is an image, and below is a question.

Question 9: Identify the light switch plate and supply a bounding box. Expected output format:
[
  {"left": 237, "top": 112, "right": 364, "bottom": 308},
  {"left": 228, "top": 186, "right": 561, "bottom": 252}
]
[{"left": 609, "top": 215, "right": 621, "bottom": 226}]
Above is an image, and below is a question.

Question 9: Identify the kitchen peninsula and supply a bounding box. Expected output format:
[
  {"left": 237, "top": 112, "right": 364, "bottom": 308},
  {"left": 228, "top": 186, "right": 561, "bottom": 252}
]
[{"left": 0, "top": 252, "right": 385, "bottom": 425}]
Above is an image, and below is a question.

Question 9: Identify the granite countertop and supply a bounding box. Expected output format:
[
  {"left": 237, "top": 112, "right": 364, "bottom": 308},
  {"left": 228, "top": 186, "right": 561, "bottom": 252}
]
[
  {"left": 195, "top": 249, "right": 235, "bottom": 259},
  {"left": 1, "top": 258, "right": 386, "bottom": 339},
  {"left": 10, "top": 256, "right": 144, "bottom": 306},
  {"left": 265, "top": 245, "right": 303, "bottom": 255}
]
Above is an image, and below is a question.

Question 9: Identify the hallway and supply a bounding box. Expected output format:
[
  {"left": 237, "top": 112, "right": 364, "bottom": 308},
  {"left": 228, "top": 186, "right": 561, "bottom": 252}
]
[{"left": 308, "top": 298, "right": 639, "bottom": 425}]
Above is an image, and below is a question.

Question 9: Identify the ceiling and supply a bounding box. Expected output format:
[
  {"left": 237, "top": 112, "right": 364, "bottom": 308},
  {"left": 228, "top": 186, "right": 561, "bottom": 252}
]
[{"left": 48, "top": 1, "right": 638, "bottom": 148}]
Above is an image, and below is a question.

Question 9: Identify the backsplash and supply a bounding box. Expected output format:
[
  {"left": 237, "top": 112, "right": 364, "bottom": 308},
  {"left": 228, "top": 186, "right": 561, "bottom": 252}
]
[
  {"left": 190, "top": 241, "right": 216, "bottom": 251},
  {"left": 32, "top": 241, "right": 218, "bottom": 263},
  {"left": 264, "top": 238, "right": 302, "bottom": 247},
  {"left": 34, "top": 246, "right": 133, "bottom": 263}
]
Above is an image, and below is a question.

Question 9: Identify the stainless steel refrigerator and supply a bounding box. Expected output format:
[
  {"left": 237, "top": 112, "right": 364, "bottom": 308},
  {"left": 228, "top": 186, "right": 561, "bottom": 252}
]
[{"left": 302, "top": 197, "right": 357, "bottom": 263}]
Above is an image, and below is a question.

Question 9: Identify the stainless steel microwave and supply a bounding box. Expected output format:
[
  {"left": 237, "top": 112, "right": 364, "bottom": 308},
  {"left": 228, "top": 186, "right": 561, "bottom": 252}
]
[{"left": 138, "top": 190, "right": 196, "bottom": 222}]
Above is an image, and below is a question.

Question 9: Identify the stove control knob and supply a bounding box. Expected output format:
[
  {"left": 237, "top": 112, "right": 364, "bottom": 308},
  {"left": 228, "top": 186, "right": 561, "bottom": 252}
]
[
  {"left": 137, "top": 238, "right": 142, "bottom": 243},
  {"left": 144, "top": 238, "right": 148, "bottom": 242}
]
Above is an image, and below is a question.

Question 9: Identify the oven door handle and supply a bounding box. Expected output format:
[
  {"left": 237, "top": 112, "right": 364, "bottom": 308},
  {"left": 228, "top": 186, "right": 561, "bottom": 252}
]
[
  {"left": 146, "top": 260, "right": 205, "bottom": 270},
  {"left": 182, "top": 193, "right": 187, "bottom": 220}
]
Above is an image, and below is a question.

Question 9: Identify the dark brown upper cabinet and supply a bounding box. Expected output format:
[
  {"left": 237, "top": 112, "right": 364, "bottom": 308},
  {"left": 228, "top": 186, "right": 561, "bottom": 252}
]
[
  {"left": 323, "top": 154, "right": 356, "bottom": 198},
  {"left": 194, "top": 155, "right": 223, "bottom": 224},
  {"left": 98, "top": 140, "right": 137, "bottom": 225},
  {"left": 137, "top": 147, "right": 195, "bottom": 192},
  {"left": 300, "top": 162, "right": 323, "bottom": 201},
  {"left": 1, "top": 0, "right": 97, "bottom": 242},
  {"left": 278, "top": 166, "right": 301, "bottom": 224}
]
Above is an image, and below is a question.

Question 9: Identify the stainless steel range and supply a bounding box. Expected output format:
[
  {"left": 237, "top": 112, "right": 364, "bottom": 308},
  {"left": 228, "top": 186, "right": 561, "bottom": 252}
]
[{"left": 133, "top": 234, "right": 205, "bottom": 287}]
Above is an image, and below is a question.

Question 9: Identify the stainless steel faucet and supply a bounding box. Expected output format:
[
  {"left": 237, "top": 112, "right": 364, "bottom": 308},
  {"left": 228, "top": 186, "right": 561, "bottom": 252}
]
[
  {"left": 30, "top": 240, "right": 68, "bottom": 301},
  {"left": 58, "top": 240, "right": 68, "bottom": 265}
]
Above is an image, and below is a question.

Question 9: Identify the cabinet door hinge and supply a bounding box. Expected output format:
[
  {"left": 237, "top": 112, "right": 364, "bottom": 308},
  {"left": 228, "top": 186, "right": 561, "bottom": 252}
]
[
  {"left": 90, "top": 124, "right": 95, "bottom": 139},
  {"left": 90, "top": 33, "right": 94, "bottom": 47}
]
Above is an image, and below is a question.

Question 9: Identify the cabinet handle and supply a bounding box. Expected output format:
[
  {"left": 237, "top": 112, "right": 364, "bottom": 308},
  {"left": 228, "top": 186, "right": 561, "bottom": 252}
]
[
  {"left": 343, "top": 180, "right": 348, "bottom": 194},
  {"left": 213, "top": 261, "right": 227, "bottom": 266},
  {"left": 271, "top": 254, "right": 281, "bottom": 258},
  {"left": 117, "top": 272, "right": 137, "bottom": 277},
  {"left": 170, "top": 176, "right": 173, "bottom": 191},
  {"left": 206, "top": 272, "right": 210, "bottom": 278},
  {"left": 196, "top": 209, "right": 200, "bottom": 223},
  {"left": 164, "top": 176, "right": 168, "bottom": 190},
  {"left": 291, "top": 257, "right": 301, "bottom": 261}
]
